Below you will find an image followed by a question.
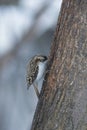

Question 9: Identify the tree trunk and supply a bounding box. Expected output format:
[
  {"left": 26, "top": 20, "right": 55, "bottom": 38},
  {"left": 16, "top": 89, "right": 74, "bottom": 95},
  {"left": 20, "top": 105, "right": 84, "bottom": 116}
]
[{"left": 30, "top": 0, "right": 87, "bottom": 130}]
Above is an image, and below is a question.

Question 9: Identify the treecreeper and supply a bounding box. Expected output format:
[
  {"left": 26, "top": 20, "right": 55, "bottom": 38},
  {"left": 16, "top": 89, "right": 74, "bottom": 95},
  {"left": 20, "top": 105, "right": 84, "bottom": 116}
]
[{"left": 26, "top": 55, "right": 48, "bottom": 99}]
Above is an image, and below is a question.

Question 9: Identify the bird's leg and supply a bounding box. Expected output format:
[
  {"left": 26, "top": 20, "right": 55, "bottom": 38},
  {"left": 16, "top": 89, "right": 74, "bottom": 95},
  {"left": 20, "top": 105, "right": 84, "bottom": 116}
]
[
  {"left": 43, "top": 69, "right": 50, "bottom": 82},
  {"left": 45, "top": 69, "right": 50, "bottom": 74},
  {"left": 33, "top": 83, "right": 40, "bottom": 99}
]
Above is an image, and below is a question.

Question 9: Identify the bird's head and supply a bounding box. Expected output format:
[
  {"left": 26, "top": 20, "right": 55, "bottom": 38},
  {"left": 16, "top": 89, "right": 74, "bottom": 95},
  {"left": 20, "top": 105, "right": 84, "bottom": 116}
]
[{"left": 33, "top": 55, "right": 48, "bottom": 64}]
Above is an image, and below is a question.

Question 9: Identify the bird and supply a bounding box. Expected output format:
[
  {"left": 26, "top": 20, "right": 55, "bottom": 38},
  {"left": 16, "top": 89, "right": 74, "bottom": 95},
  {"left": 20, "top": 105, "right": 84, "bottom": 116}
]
[{"left": 26, "top": 55, "right": 48, "bottom": 98}]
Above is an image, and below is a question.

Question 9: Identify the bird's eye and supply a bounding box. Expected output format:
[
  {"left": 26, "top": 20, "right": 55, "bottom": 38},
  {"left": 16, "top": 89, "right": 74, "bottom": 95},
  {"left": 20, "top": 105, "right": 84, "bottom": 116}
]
[{"left": 41, "top": 57, "right": 47, "bottom": 62}]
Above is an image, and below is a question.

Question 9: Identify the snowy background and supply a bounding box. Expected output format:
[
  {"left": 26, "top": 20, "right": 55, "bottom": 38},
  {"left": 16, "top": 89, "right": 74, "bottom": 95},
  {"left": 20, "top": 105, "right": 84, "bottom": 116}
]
[{"left": 0, "top": 0, "right": 62, "bottom": 130}]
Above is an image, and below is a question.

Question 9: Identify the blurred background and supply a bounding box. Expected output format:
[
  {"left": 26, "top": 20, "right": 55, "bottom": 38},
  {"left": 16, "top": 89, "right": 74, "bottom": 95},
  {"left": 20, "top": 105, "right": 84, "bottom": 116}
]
[{"left": 0, "top": 0, "right": 62, "bottom": 130}]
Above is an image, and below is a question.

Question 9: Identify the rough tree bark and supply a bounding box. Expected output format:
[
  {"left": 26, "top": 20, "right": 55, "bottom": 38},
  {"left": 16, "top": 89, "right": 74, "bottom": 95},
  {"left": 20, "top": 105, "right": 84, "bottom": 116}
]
[{"left": 30, "top": 0, "right": 87, "bottom": 130}]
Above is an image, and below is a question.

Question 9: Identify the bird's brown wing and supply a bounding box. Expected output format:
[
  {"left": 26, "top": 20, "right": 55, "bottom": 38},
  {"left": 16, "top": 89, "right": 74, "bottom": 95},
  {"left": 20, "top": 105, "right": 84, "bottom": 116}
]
[{"left": 26, "top": 65, "right": 38, "bottom": 89}]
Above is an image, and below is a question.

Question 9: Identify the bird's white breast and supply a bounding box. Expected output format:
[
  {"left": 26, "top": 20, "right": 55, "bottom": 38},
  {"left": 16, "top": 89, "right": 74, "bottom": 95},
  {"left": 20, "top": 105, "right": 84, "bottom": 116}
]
[{"left": 35, "top": 61, "right": 47, "bottom": 82}]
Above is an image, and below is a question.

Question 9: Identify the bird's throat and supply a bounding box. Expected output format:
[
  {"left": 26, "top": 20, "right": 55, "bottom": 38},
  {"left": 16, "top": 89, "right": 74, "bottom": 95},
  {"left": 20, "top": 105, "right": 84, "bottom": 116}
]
[{"left": 36, "top": 61, "right": 47, "bottom": 81}]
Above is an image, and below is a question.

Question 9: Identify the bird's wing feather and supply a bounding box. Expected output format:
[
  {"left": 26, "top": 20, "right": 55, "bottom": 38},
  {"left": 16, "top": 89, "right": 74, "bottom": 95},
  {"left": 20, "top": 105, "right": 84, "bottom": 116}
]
[{"left": 26, "top": 63, "right": 38, "bottom": 89}]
